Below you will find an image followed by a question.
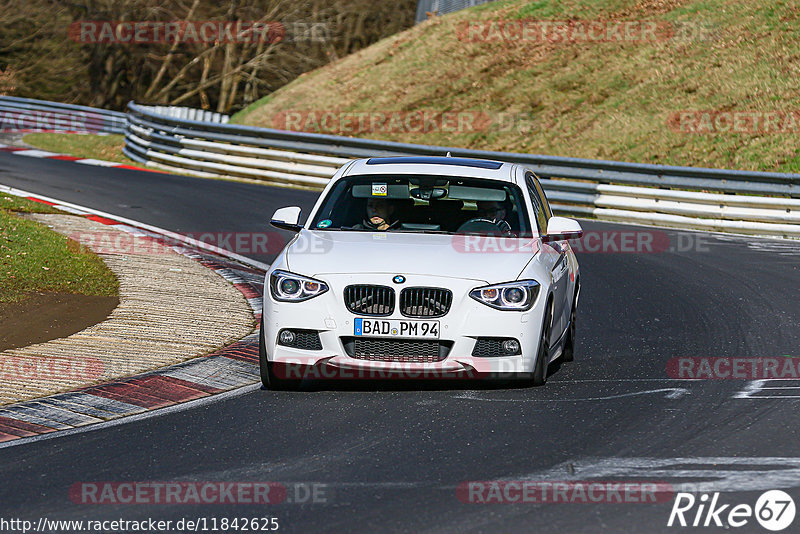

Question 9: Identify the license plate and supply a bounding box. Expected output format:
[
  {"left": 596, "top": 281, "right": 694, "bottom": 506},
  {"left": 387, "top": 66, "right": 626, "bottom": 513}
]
[{"left": 354, "top": 318, "right": 439, "bottom": 339}]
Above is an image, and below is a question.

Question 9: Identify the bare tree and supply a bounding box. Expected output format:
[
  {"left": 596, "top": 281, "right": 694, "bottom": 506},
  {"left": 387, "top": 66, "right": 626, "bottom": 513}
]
[{"left": 0, "top": 0, "right": 417, "bottom": 111}]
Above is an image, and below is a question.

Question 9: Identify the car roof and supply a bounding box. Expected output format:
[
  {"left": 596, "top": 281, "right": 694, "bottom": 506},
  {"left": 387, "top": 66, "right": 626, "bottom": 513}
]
[{"left": 342, "top": 156, "right": 517, "bottom": 182}]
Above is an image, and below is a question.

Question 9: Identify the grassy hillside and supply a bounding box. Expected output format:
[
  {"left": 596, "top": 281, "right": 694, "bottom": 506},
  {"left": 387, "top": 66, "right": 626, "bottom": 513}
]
[{"left": 233, "top": 0, "right": 800, "bottom": 173}]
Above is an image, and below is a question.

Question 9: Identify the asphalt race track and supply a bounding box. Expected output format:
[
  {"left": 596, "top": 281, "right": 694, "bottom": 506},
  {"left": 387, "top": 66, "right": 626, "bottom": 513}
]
[{"left": 1, "top": 151, "right": 800, "bottom": 533}]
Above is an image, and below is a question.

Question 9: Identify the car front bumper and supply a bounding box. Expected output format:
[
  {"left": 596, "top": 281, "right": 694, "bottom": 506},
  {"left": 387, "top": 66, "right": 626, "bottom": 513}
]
[{"left": 263, "top": 273, "right": 549, "bottom": 379}]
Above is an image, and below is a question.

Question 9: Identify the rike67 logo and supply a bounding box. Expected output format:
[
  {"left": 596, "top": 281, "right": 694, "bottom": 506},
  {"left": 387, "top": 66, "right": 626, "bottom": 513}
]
[{"left": 668, "top": 490, "right": 796, "bottom": 531}]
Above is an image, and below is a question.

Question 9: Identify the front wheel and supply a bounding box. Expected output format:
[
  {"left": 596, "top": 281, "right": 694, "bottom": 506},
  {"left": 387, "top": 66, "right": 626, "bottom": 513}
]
[
  {"left": 259, "top": 316, "right": 302, "bottom": 391},
  {"left": 531, "top": 301, "right": 553, "bottom": 386}
]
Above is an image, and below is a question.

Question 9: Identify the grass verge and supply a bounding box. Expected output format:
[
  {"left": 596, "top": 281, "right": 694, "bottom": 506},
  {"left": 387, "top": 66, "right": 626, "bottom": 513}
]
[
  {"left": 22, "top": 133, "right": 132, "bottom": 165},
  {"left": 0, "top": 196, "right": 119, "bottom": 303}
]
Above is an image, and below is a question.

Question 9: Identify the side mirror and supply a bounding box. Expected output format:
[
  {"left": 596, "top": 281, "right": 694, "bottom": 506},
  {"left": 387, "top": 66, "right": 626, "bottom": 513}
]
[
  {"left": 542, "top": 216, "right": 583, "bottom": 243},
  {"left": 271, "top": 206, "right": 303, "bottom": 232}
]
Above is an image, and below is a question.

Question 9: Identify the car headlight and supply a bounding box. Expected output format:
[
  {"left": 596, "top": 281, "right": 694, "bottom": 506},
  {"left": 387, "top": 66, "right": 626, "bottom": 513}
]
[
  {"left": 270, "top": 270, "right": 328, "bottom": 302},
  {"left": 469, "top": 280, "right": 540, "bottom": 311}
]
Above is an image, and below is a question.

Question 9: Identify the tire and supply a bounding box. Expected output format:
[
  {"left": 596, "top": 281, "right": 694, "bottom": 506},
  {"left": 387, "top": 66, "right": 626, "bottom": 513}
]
[
  {"left": 531, "top": 300, "right": 553, "bottom": 386},
  {"left": 259, "top": 316, "right": 302, "bottom": 391},
  {"left": 562, "top": 282, "right": 579, "bottom": 363}
]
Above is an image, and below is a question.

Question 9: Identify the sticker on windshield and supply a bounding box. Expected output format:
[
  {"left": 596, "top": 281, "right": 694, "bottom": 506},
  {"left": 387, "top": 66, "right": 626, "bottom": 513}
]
[
  {"left": 372, "top": 183, "right": 388, "bottom": 196},
  {"left": 316, "top": 219, "right": 332, "bottom": 229}
]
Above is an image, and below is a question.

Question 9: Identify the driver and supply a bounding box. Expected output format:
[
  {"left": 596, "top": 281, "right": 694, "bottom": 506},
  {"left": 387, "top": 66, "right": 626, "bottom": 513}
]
[
  {"left": 476, "top": 200, "right": 513, "bottom": 235},
  {"left": 353, "top": 198, "right": 401, "bottom": 231}
]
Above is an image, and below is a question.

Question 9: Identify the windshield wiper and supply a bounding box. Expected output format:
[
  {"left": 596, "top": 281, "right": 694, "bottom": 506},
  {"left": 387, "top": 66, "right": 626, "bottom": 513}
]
[
  {"left": 312, "top": 227, "right": 366, "bottom": 232},
  {"left": 393, "top": 229, "right": 453, "bottom": 235}
]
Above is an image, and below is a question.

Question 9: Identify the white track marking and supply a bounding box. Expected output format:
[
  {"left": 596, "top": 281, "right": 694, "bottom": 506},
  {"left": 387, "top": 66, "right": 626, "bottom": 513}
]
[
  {"left": 73, "top": 158, "right": 119, "bottom": 167},
  {"left": 551, "top": 378, "right": 704, "bottom": 383},
  {"left": 224, "top": 457, "right": 800, "bottom": 493},
  {"left": 47, "top": 204, "right": 90, "bottom": 215},
  {"left": 734, "top": 379, "right": 800, "bottom": 399},
  {"left": 733, "top": 380, "right": 767, "bottom": 398},
  {"left": 13, "top": 149, "right": 61, "bottom": 158},
  {"left": 522, "top": 457, "right": 800, "bottom": 493},
  {"left": 454, "top": 387, "right": 690, "bottom": 402}
]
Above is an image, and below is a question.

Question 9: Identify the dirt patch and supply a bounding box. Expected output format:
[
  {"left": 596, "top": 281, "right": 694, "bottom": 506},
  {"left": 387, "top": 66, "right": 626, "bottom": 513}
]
[{"left": 0, "top": 292, "right": 119, "bottom": 352}]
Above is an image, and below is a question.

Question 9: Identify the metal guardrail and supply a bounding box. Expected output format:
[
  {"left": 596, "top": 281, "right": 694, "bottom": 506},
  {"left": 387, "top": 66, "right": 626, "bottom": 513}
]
[
  {"left": 124, "top": 101, "right": 800, "bottom": 239},
  {"left": 136, "top": 105, "right": 229, "bottom": 124},
  {"left": 0, "top": 96, "right": 126, "bottom": 134},
  {"left": 1, "top": 95, "right": 797, "bottom": 239},
  {"left": 415, "top": 0, "right": 497, "bottom": 24}
]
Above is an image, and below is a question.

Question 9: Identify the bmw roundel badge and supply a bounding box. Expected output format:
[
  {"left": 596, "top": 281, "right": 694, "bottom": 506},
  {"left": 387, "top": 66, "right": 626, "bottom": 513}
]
[{"left": 393, "top": 275, "right": 406, "bottom": 284}]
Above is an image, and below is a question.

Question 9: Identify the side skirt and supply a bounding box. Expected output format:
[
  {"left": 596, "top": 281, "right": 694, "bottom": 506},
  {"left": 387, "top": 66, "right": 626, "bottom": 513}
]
[{"left": 548, "top": 319, "right": 571, "bottom": 363}]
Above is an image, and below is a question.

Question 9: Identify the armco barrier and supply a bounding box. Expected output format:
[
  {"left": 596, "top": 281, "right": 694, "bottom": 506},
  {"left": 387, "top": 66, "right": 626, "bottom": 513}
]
[
  {"left": 415, "top": 0, "right": 497, "bottom": 24},
  {"left": 139, "top": 105, "right": 229, "bottom": 124},
  {"left": 0, "top": 96, "right": 126, "bottom": 134},
  {"left": 124, "top": 101, "right": 800, "bottom": 239},
  {"left": 1, "top": 95, "right": 798, "bottom": 239}
]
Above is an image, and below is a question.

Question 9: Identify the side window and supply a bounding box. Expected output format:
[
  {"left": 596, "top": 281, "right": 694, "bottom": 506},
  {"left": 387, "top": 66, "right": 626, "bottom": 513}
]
[
  {"left": 532, "top": 175, "right": 554, "bottom": 220},
  {"left": 525, "top": 172, "right": 548, "bottom": 235}
]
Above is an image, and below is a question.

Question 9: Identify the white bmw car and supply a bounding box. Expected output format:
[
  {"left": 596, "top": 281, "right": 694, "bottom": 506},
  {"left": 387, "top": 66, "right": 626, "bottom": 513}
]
[{"left": 260, "top": 156, "right": 583, "bottom": 389}]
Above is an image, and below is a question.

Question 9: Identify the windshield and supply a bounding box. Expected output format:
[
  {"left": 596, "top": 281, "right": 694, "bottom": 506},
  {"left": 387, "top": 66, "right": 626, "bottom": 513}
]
[{"left": 310, "top": 174, "right": 532, "bottom": 236}]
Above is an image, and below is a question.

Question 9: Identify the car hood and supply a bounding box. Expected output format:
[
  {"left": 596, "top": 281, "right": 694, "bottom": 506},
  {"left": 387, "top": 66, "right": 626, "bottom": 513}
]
[{"left": 284, "top": 230, "right": 538, "bottom": 283}]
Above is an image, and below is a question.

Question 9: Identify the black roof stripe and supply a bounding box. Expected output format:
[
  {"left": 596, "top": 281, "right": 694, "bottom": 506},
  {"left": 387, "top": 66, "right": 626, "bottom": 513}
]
[{"left": 365, "top": 157, "right": 504, "bottom": 170}]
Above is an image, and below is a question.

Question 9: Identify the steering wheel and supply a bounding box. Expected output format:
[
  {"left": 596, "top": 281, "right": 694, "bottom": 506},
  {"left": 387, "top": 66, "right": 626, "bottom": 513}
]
[{"left": 456, "top": 218, "right": 512, "bottom": 235}]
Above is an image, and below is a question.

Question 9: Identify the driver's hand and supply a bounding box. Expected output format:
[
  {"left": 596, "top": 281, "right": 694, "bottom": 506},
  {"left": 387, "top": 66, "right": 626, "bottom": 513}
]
[
  {"left": 496, "top": 219, "right": 513, "bottom": 236},
  {"left": 370, "top": 216, "right": 390, "bottom": 231}
]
